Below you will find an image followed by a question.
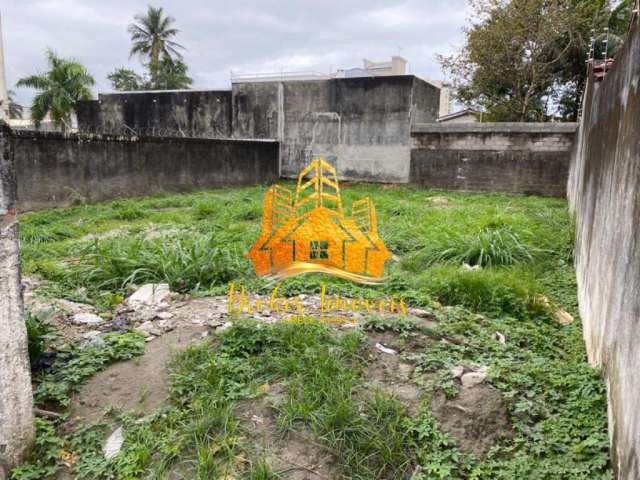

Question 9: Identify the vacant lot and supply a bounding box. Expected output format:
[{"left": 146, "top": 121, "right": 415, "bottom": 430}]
[{"left": 13, "top": 184, "right": 611, "bottom": 479}]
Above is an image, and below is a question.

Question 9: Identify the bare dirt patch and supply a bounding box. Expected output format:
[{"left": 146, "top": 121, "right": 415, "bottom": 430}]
[
  {"left": 236, "top": 384, "right": 339, "bottom": 479},
  {"left": 431, "top": 383, "right": 512, "bottom": 458},
  {"left": 68, "top": 323, "right": 206, "bottom": 424},
  {"left": 363, "top": 331, "right": 425, "bottom": 415}
]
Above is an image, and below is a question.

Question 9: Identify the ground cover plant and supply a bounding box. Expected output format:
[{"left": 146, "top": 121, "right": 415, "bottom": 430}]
[{"left": 13, "top": 184, "right": 610, "bottom": 479}]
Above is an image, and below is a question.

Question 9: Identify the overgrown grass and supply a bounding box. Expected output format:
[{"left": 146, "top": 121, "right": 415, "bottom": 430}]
[{"left": 13, "top": 185, "right": 611, "bottom": 479}]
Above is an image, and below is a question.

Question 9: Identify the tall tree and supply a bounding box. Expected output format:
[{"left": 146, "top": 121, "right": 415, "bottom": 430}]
[
  {"left": 107, "top": 68, "right": 147, "bottom": 91},
  {"left": 16, "top": 50, "right": 94, "bottom": 131},
  {"left": 107, "top": 59, "right": 193, "bottom": 92},
  {"left": 440, "top": 0, "right": 632, "bottom": 121},
  {"left": 153, "top": 58, "right": 193, "bottom": 90},
  {"left": 128, "top": 6, "right": 184, "bottom": 85},
  {"left": 440, "top": 0, "right": 575, "bottom": 122}
]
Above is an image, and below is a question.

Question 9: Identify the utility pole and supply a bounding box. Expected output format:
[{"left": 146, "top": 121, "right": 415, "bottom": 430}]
[{"left": 0, "top": 121, "right": 34, "bottom": 475}]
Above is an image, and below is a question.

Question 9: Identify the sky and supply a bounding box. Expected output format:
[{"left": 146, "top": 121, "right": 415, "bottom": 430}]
[{"left": 2, "top": 0, "right": 471, "bottom": 105}]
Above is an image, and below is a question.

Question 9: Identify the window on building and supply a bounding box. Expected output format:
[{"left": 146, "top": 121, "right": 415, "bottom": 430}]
[{"left": 310, "top": 240, "right": 329, "bottom": 260}]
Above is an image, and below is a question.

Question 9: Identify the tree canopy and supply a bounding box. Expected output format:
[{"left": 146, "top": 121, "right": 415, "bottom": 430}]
[
  {"left": 108, "top": 58, "right": 193, "bottom": 91},
  {"left": 16, "top": 49, "right": 94, "bottom": 130},
  {"left": 440, "top": 0, "right": 635, "bottom": 121},
  {"left": 109, "top": 6, "right": 192, "bottom": 92}
]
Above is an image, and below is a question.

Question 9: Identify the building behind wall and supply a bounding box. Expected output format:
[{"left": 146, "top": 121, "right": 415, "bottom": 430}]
[
  {"left": 231, "top": 75, "right": 440, "bottom": 182},
  {"left": 77, "top": 71, "right": 441, "bottom": 183}
]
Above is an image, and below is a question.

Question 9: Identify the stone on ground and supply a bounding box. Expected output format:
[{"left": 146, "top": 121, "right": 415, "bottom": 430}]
[{"left": 126, "top": 284, "right": 171, "bottom": 307}]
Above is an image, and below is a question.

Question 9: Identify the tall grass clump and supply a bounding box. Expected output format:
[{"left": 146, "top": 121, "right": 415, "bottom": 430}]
[
  {"left": 65, "top": 234, "right": 248, "bottom": 294},
  {"left": 20, "top": 222, "right": 79, "bottom": 244},
  {"left": 412, "top": 266, "right": 548, "bottom": 318},
  {"left": 405, "top": 226, "right": 539, "bottom": 270}
]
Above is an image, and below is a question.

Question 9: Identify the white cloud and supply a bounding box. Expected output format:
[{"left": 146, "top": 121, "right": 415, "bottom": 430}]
[{"left": 2, "top": 0, "right": 470, "bottom": 104}]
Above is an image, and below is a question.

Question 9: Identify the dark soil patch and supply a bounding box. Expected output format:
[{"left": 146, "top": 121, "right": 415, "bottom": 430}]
[
  {"left": 431, "top": 383, "right": 512, "bottom": 458},
  {"left": 236, "top": 384, "right": 339, "bottom": 479},
  {"left": 363, "top": 332, "right": 423, "bottom": 415},
  {"left": 68, "top": 324, "right": 207, "bottom": 424}
]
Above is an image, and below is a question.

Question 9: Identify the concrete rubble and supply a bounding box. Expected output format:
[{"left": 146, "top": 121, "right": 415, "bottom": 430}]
[
  {"left": 103, "top": 426, "right": 124, "bottom": 459},
  {"left": 21, "top": 277, "right": 440, "bottom": 345}
]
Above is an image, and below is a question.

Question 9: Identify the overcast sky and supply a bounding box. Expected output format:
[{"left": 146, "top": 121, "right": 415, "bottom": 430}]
[{"left": 3, "top": 0, "right": 470, "bottom": 105}]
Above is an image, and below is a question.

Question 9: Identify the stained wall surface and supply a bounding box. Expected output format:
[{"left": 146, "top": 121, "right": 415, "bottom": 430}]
[
  {"left": 232, "top": 76, "right": 440, "bottom": 182},
  {"left": 410, "top": 123, "right": 577, "bottom": 197},
  {"left": 13, "top": 130, "right": 278, "bottom": 211},
  {"left": 568, "top": 15, "right": 640, "bottom": 480}
]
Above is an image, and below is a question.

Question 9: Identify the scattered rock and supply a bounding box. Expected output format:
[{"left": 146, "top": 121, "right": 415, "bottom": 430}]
[
  {"left": 29, "top": 304, "right": 57, "bottom": 322},
  {"left": 72, "top": 313, "right": 104, "bottom": 326},
  {"left": 217, "top": 322, "right": 233, "bottom": 332},
  {"left": 461, "top": 263, "right": 482, "bottom": 272},
  {"left": 58, "top": 299, "right": 96, "bottom": 315},
  {"left": 126, "top": 284, "right": 171, "bottom": 307},
  {"left": 103, "top": 426, "right": 124, "bottom": 459},
  {"left": 554, "top": 309, "right": 575, "bottom": 325},
  {"left": 82, "top": 330, "right": 102, "bottom": 339},
  {"left": 451, "top": 365, "right": 464, "bottom": 379},
  {"left": 84, "top": 336, "right": 106, "bottom": 349},
  {"left": 461, "top": 369, "right": 487, "bottom": 388},
  {"left": 431, "top": 196, "right": 450, "bottom": 206},
  {"left": 375, "top": 343, "right": 397, "bottom": 355},
  {"left": 136, "top": 321, "right": 162, "bottom": 337},
  {"left": 110, "top": 313, "right": 130, "bottom": 332},
  {"left": 408, "top": 308, "right": 432, "bottom": 318},
  {"left": 156, "top": 311, "right": 173, "bottom": 320},
  {"left": 495, "top": 331, "right": 506, "bottom": 344}
]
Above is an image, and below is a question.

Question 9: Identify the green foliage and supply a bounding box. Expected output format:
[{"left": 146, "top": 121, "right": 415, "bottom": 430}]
[
  {"left": 413, "top": 266, "right": 546, "bottom": 318},
  {"left": 63, "top": 234, "right": 248, "bottom": 294},
  {"left": 25, "top": 312, "right": 50, "bottom": 364},
  {"left": 410, "top": 409, "right": 473, "bottom": 479},
  {"left": 16, "top": 49, "right": 94, "bottom": 130},
  {"left": 107, "top": 58, "right": 193, "bottom": 92},
  {"left": 14, "top": 185, "right": 611, "bottom": 478},
  {"left": 107, "top": 68, "right": 146, "bottom": 91},
  {"left": 440, "top": 0, "right": 632, "bottom": 121},
  {"left": 8, "top": 89, "right": 23, "bottom": 120},
  {"left": 405, "top": 225, "right": 537, "bottom": 268},
  {"left": 10, "top": 418, "right": 65, "bottom": 480}
]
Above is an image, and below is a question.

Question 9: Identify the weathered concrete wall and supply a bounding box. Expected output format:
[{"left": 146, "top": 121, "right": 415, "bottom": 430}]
[
  {"left": 568, "top": 15, "right": 640, "bottom": 479},
  {"left": 232, "top": 76, "right": 440, "bottom": 182},
  {"left": 13, "top": 130, "right": 278, "bottom": 211},
  {"left": 0, "top": 122, "right": 34, "bottom": 475},
  {"left": 410, "top": 123, "right": 577, "bottom": 197},
  {"left": 77, "top": 90, "right": 232, "bottom": 137}
]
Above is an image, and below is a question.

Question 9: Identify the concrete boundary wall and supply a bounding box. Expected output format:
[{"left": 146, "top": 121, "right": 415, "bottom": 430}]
[
  {"left": 13, "top": 130, "right": 279, "bottom": 211},
  {"left": 232, "top": 76, "right": 441, "bottom": 182},
  {"left": 568, "top": 15, "right": 640, "bottom": 479},
  {"left": 77, "top": 90, "right": 233, "bottom": 138},
  {"left": 410, "top": 123, "right": 577, "bottom": 197}
]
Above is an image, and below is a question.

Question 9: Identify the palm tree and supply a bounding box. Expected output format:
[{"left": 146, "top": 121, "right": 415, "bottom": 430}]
[
  {"left": 128, "top": 6, "right": 184, "bottom": 82},
  {"left": 16, "top": 49, "right": 94, "bottom": 131},
  {"left": 7, "top": 90, "right": 23, "bottom": 119}
]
